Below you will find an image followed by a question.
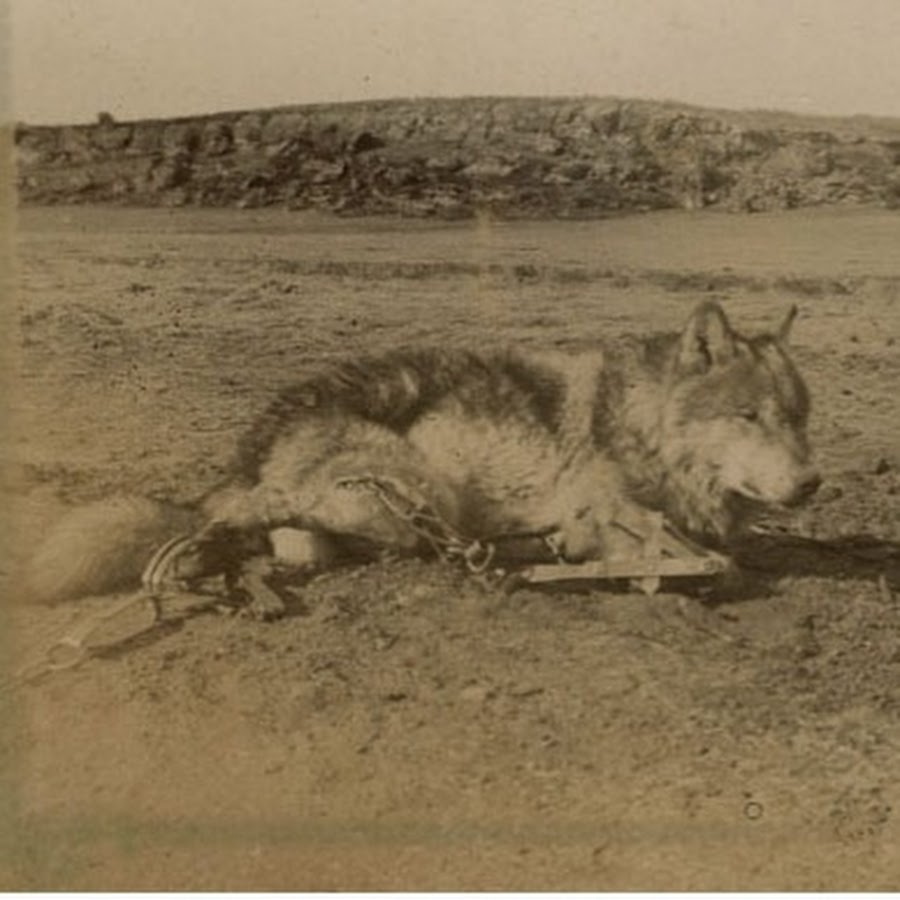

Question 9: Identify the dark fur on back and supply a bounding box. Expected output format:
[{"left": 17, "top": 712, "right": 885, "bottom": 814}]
[{"left": 233, "top": 348, "right": 568, "bottom": 483}]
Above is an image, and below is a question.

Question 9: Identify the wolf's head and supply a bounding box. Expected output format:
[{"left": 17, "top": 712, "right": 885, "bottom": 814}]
[{"left": 658, "top": 301, "right": 820, "bottom": 539}]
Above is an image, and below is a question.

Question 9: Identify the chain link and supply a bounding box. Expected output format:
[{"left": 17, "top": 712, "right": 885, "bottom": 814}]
[{"left": 335, "top": 475, "right": 497, "bottom": 574}]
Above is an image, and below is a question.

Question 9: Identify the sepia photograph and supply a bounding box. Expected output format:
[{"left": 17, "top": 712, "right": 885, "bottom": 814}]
[{"left": 2, "top": 0, "right": 900, "bottom": 890}]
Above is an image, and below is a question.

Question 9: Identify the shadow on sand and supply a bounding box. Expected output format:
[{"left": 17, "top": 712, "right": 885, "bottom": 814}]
[{"left": 723, "top": 530, "right": 900, "bottom": 601}]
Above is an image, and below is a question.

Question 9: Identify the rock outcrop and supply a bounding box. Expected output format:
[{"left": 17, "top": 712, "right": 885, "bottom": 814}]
[{"left": 14, "top": 96, "right": 900, "bottom": 217}]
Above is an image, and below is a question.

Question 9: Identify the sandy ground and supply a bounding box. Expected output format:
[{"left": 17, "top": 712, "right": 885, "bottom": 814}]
[{"left": 2, "top": 205, "right": 899, "bottom": 890}]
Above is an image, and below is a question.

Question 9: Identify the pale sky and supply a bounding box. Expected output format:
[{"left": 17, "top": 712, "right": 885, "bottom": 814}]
[{"left": 9, "top": 0, "right": 900, "bottom": 125}]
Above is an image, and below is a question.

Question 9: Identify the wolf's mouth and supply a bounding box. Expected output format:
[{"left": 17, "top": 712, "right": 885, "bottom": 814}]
[
  {"left": 730, "top": 473, "right": 822, "bottom": 509},
  {"left": 727, "top": 485, "right": 780, "bottom": 513},
  {"left": 733, "top": 482, "right": 769, "bottom": 504}
]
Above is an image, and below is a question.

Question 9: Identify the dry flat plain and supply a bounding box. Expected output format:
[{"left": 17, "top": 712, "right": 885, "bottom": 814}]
[{"left": 2, "top": 205, "right": 900, "bottom": 890}]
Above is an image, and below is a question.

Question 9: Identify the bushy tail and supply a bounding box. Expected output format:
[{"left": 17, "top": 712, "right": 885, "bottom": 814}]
[{"left": 22, "top": 496, "right": 203, "bottom": 604}]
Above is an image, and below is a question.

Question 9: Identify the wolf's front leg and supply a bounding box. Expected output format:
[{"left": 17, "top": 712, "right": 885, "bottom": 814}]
[{"left": 551, "top": 494, "right": 662, "bottom": 563}]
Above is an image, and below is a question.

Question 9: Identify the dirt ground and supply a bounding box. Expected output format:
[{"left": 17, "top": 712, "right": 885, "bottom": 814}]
[{"left": 2, "top": 205, "right": 899, "bottom": 890}]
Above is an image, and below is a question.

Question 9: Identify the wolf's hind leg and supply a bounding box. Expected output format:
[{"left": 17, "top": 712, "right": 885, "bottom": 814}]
[
  {"left": 223, "top": 476, "right": 444, "bottom": 619},
  {"left": 147, "top": 522, "right": 340, "bottom": 621},
  {"left": 149, "top": 461, "right": 452, "bottom": 618},
  {"left": 229, "top": 528, "right": 340, "bottom": 620}
]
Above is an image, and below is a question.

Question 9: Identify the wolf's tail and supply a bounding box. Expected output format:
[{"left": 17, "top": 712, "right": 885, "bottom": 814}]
[{"left": 22, "top": 496, "right": 204, "bottom": 604}]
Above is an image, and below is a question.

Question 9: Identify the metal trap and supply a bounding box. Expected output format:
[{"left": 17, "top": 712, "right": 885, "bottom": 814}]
[{"left": 497, "top": 513, "right": 730, "bottom": 596}]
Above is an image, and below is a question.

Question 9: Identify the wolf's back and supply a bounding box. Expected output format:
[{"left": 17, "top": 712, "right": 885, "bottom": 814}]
[
  {"left": 233, "top": 348, "right": 566, "bottom": 480},
  {"left": 23, "top": 496, "right": 202, "bottom": 603}
]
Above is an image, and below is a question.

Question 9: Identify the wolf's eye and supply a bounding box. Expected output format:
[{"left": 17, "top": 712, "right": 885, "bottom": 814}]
[{"left": 739, "top": 408, "right": 759, "bottom": 422}]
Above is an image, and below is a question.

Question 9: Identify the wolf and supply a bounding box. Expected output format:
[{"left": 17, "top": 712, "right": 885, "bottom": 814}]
[{"left": 25, "top": 300, "right": 820, "bottom": 614}]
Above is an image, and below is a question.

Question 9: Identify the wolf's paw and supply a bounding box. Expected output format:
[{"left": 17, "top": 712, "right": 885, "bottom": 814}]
[
  {"left": 238, "top": 587, "right": 287, "bottom": 621},
  {"left": 232, "top": 557, "right": 287, "bottom": 621}
]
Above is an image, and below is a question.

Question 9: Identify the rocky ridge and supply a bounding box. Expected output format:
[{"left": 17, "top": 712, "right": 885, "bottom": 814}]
[{"left": 15, "top": 96, "right": 900, "bottom": 217}]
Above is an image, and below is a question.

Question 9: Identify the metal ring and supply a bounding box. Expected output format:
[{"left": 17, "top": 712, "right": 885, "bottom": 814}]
[{"left": 464, "top": 541, "right": 496, "bottom": 574}]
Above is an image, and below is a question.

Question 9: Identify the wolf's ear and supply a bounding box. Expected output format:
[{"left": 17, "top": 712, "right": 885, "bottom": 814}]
[
  {"left": 776, "top": 304, "right": 798, "bottom": 344},
  {"left": 676, "top": 301, "right": 737, "bottom": 374}
]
